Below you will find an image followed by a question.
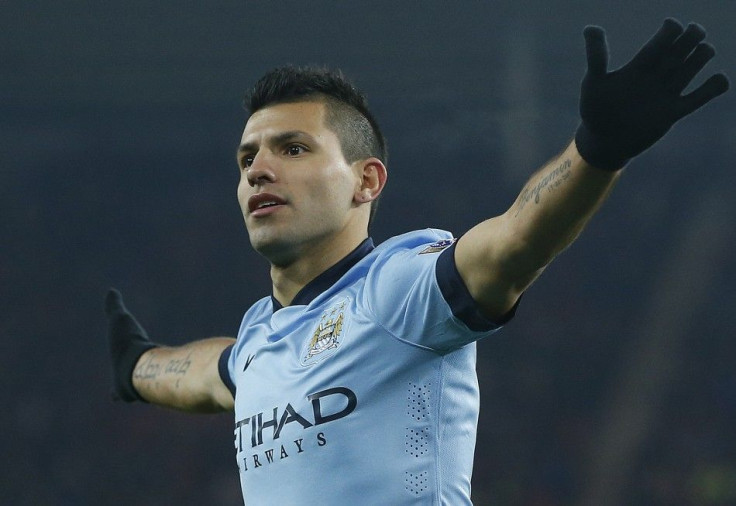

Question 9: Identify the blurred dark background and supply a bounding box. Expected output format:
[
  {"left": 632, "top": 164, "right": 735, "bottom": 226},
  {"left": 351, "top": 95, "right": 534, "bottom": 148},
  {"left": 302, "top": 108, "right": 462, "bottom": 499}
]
[{"left": 2, "top": 1, "right": 735, "bottom": 504}]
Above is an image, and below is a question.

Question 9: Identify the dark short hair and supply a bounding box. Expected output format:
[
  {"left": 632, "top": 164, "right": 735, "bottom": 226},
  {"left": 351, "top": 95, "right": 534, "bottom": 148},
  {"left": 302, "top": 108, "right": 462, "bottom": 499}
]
[{"left": 244, "top": 66, "right": 387, "bottom": 226}]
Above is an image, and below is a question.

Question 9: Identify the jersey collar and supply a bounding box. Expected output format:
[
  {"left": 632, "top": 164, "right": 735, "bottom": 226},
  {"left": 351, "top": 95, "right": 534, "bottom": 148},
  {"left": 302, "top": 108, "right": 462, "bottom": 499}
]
[{"left": 271, "top": 237, "right": 375, "bottom": 311}]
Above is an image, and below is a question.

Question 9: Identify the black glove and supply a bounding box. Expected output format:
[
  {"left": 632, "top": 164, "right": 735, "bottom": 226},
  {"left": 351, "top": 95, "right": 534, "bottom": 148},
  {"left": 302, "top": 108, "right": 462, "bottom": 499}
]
[
  {"left": 575, "top": 18, "right": 730, "bottom": 170},
  {"left": 104, "top": 289, "right": 158, "bottom": 402}
]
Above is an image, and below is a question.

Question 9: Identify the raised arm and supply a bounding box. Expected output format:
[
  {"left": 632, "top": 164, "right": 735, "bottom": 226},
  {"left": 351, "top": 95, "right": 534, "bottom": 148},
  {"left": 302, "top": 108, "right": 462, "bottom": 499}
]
[
  {"left": 104, "top": 289, "right": 234, "bottom": 413},
  {"left": 455, "top": 19, "right": 729, "bottom": 320}
]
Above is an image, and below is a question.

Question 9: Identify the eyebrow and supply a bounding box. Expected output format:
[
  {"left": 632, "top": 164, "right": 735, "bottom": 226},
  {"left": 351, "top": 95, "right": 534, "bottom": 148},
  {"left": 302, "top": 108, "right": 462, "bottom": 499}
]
[{"left": 237, "top": 130, "right": 313, "bottom": 154}]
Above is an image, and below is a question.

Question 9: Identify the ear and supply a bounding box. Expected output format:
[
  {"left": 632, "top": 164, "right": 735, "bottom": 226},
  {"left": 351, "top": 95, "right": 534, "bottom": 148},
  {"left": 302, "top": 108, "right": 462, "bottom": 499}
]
[{"left": 353, "top": 158, "right": 388, "bottom": 204}]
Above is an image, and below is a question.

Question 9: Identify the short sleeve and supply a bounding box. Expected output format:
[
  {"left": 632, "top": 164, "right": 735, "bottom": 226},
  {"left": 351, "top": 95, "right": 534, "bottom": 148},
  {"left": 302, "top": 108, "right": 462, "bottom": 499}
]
[
  {"left": 435, "top": 241, "right": 519, "bottom": 331},
  {"left": 362, "top": 231, "right": 510, "bottom": 353},
  {"left": 218, "top": 344, "right": 236, "bottom": 397}
]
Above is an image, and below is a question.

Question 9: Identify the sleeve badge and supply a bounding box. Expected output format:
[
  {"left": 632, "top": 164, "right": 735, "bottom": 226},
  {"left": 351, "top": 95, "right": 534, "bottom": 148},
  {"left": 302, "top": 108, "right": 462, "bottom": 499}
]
[{"left": 418, "top": 238, "right": 457, "bottom": 254}]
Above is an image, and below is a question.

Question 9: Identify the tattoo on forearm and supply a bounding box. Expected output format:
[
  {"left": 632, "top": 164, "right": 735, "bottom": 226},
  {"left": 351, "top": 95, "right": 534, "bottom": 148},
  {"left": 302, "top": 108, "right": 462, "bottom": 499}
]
[
  {"left": 514, "top": 158, "right": 572, "bottom": 217},
  {"left": 133, "top": 353, "right": 161, "bottom": 380},
  {"left": 133, "top": 351, "right": 192, "bottom": 389}
]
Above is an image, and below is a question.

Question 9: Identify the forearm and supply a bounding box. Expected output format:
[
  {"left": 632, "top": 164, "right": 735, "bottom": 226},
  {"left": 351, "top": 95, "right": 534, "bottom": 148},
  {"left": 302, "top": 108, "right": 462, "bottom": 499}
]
[
  {"left": 504, "top": 140, "right": 621, "bottom": 274},
  {"left": 132, "top": 337, "right": 235, "bottom": 413},
  {"left": 456, "top": 140, "right": 620, "bottom": 318}
]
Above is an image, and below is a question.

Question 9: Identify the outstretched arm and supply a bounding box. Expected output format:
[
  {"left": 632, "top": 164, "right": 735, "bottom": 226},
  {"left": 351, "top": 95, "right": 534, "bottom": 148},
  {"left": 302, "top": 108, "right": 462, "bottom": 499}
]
[
  {"left": 105, "top": 289, "right": 235, "bottom": 413},
  {"left": 455, "top": 19, "right": 729, "bottom": 320}
]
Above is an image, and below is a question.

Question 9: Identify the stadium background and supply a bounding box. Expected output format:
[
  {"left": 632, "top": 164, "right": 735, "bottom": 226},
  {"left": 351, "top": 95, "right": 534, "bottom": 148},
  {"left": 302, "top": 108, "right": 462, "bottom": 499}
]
[{"left": 2, "top": 1, "right": 735, "bottom": 504}]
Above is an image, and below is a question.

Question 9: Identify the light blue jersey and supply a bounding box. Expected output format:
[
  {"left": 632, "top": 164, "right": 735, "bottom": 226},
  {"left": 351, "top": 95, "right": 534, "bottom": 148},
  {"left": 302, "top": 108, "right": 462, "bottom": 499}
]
[{"left": 219, "top": 229, "right": 514, "bottom": 505}]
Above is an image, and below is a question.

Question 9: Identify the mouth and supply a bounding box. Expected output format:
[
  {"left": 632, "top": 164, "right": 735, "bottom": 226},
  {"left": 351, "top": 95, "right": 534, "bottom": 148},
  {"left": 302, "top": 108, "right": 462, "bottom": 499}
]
[{"left": 248, "top": 192, "right": 287, "bottom": 216}]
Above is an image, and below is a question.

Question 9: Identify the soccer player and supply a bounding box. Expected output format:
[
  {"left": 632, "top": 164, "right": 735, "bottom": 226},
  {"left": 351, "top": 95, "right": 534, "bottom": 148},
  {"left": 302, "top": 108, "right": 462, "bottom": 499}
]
[{"left": 104, "top": 19, "right": 729, "bottom": 504}]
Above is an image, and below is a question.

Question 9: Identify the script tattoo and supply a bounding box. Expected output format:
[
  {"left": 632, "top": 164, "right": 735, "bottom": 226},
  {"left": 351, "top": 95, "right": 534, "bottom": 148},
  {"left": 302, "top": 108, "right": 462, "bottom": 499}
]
[
  {"left": 133, "top": 350, "right": 192, "bottom": 389},
  {"left": 514, "top": 158, "right": 572, "bottom": 217}
]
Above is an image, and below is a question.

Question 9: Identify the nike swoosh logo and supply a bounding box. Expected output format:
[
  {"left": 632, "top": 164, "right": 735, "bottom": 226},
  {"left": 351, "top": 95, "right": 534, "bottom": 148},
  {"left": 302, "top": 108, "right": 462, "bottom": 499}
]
[{"left": 243, "top": 354, "right": 255, "bottom": 372}]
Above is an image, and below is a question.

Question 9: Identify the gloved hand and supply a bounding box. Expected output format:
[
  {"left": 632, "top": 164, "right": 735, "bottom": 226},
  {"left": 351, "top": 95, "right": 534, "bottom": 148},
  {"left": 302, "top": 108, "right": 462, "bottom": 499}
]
[
  {"left": 104, "top": 289, "right": 158, "bottom": 402},
  {"left": 575, "top": 18, "right": 730, "bottom": 170}
]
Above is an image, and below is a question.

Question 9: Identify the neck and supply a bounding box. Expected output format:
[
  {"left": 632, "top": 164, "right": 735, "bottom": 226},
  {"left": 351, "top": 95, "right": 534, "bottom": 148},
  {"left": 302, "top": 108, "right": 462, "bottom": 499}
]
[{"left": 270, "top": 233, "right": 368, "bottom": 306}]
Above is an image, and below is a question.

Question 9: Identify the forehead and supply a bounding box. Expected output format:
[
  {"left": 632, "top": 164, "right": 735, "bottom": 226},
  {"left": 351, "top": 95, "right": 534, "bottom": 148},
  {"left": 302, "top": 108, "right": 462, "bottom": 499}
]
[{"left": 241, "top": 101, "right": 329, "bottom": 144}]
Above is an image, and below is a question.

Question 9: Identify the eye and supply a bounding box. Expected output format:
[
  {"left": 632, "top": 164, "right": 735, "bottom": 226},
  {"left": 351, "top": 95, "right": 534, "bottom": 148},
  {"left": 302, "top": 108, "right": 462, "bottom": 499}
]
[
  {"left": 285, "top": 144, "right": 307, "bottom": 157},
  {"left": 240, "top": 155, "right": 254, "bottom": 169}
]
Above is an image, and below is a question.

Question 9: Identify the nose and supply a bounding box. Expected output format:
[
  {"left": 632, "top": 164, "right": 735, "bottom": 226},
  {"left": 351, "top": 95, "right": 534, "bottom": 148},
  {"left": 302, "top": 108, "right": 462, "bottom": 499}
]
[{"left": 246, "top": 151, "right": 277, "bottom": 187}]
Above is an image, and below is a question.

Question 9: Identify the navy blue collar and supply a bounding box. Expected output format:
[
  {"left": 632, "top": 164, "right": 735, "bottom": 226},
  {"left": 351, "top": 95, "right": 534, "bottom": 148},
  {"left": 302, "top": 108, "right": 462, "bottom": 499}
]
[{"left": 271, "top": 238, "right": 375, "bottom": 311}]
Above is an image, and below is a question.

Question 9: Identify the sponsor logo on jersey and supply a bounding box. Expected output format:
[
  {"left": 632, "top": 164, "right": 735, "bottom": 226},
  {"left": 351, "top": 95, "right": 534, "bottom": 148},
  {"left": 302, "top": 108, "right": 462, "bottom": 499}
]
[
  {"left": 418, "top": 238, "right": 457, "bottom": 254},
  {"left": 301, "top": 298, "right": 348, "bottom": 366},
  {"left": 233, "top": 386, "right": 357, "bottom": 473}
]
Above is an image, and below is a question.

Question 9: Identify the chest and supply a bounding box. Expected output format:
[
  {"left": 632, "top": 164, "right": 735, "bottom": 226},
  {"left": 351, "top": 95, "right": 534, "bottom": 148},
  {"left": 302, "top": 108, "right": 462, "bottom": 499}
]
[{"left": 232, "top": 296, "right": 370, "bottom": 412}]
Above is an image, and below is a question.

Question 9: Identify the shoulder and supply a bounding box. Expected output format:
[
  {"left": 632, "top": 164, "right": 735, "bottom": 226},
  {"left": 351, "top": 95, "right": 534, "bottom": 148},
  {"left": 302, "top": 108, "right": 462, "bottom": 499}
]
[
  {"left": 236, "top": 296, "right": 272, "bottom": 335},
  {"left": 357, "top": 228, "right": 457, "bottom": 284},
  {"left": 358, "top": 229, "right": 457, "bottom": 299},
  {"left": 371, "top": 229, "right": 456, "bottom": 258}
]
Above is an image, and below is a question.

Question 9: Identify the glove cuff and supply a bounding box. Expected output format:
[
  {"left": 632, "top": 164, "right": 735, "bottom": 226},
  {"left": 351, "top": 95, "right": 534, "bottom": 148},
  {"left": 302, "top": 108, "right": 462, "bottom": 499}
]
[
  {"left": 116, "top": 341, "right": 158, "bottom": 402},
  {"left": 574, "top": 123, "right": 630, "bottom": 171}
]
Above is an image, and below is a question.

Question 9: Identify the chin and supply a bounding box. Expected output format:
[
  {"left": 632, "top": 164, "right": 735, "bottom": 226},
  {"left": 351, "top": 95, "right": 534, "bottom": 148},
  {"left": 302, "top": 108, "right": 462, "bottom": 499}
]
[{"left": 249, "top": 232, "right": 300, "bottom": 266}]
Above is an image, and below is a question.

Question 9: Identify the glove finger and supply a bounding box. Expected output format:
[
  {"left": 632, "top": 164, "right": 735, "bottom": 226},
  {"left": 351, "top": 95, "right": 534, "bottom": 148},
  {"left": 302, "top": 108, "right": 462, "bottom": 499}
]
[
  {"left": 676, "top": 73, "right": 730, "bottom": 119},
  {"left": 583, "top": 26, "right": 608, "bottom": 76},
  {"left": 667, "top": 42, "right": 716, "bottom": 94},
  {"left": 105, "top": 288, "right": 126, "bottom": 316},
  {"left": 632, "top": 18, "right": 684, "bottom": 67},
  {"left": 668, "top": 23, "right": 706, "bottom": 62},
  {"left": 105, "top": 288, "right": 149, "bottom": 340}
]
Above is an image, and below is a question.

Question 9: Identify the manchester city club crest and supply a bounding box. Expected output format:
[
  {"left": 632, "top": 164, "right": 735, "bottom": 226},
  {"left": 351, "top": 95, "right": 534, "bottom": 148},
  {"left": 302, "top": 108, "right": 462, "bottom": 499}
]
[{"left": 301, "top": 299, "right": 349, "bottom": 366}]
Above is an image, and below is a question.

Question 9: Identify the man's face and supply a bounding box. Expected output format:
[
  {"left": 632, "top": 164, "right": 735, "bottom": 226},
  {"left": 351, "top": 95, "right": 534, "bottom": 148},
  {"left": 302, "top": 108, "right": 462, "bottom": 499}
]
[{"left": 236, "top": 101, "right": 365, "bottom": 266}]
